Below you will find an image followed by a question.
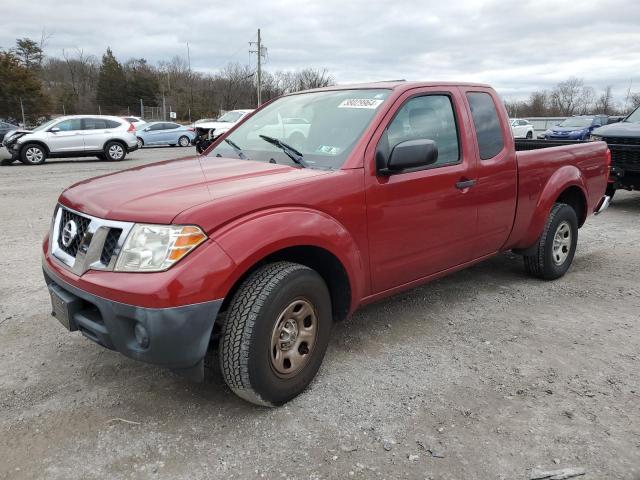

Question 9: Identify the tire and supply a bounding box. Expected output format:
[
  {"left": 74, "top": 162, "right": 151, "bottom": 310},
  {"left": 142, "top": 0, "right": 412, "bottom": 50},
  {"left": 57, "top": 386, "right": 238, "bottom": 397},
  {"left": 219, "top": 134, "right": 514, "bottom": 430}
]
[
  {"left": 178, "top": 135, "right": 190, "bottom": 147},
  {"left": 104, "top": 141, "right": 126, "bottom": 161},
  {"left": 20, "top": 143, "right": 47, "bottom": 165},
  {"left": 526, "top": 131, "right": 533, "bottom": 139},
  {"left": 524, "top": 203, "right": 578, "bottom": 280},
  {"left": 219, "top": 261, "right": 332, "bottom": 406},
  {"left": 136, "top": 137, "right": 144, "bottom": 149},
  {"left": 605, "top": 183, "right": 616, "bottom": 200}
]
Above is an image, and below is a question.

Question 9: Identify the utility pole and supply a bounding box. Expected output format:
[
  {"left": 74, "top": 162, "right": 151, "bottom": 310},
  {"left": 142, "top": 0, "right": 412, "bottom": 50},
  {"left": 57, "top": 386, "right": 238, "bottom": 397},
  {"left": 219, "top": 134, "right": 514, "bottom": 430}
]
[
  {"left": 19, "top": 97, "right": 26, "bottom": 126},
  {"left": 249, "top": 29, "right": 267, "bottom": 106},
  {"left": 187, "top": 42, "right": 193, "bottom": 122}
]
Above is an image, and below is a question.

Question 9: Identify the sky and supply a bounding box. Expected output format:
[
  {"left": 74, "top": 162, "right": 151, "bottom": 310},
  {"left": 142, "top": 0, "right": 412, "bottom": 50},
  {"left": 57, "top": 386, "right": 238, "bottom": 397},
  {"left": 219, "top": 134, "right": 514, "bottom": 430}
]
[{"left": 2, "top": 0, "right": 639, "bottom": 105}]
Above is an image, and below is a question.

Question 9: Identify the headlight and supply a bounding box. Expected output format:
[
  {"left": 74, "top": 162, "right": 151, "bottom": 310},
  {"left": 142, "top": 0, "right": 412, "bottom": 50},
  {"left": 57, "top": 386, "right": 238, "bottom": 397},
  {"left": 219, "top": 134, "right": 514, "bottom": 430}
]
[
  {"left": 589, "top": 135, "right": 603, "bottom": 142},
  {"left": 115, "top": 224, "right": 207, "bottom": 272}
]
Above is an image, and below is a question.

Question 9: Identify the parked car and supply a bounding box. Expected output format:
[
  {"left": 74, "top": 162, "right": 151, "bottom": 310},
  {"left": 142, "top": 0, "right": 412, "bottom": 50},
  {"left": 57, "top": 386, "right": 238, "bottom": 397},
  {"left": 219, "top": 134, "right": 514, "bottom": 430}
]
[
  {"left": 42, "top": 81, "right": 610, "bottom": 406},
  {"left": 135, "top": 122, "right": 195, "bottom": 148},
  {"left": 193, "top": 118, "right": 217, "bottom": 126},
  {"left": 510, "top": 118, "right": 534, "bottom": 139},
  {"left": 2, "top": 115, "right": 138, "bottom": 165},
  {"left": 542, "top": 115, "right": 608, "bottom": 141},
  {"left": 194, "top": 109, "right": 253, "bottom": 153},
  {"left": 0, "top": 121, "right": 19, "bottom": 142},
  {"left": 122, "top": 116, "right": 146, "bottom": 129},
  {"left": 591, "top": 104, "right": 640, "bottom": 197}
]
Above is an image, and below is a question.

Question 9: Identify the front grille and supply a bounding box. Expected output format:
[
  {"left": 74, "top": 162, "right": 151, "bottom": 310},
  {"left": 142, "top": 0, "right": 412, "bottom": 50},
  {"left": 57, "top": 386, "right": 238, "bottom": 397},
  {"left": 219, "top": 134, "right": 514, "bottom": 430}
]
[
  {"left": 100, "top": 228, "right": 122, "bottom": 265},
  {"left": 602, "top": 136, "right": 640, "bottom": 146},
  {"left": 57, "top": 209, "right": 91, "bottom": 257}
]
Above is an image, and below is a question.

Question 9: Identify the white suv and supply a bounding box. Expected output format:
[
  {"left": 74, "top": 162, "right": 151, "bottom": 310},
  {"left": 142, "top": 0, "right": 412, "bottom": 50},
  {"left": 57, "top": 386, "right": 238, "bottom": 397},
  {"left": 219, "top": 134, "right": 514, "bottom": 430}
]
[{"left": 2, "top": 115, "right": 139, "bottom": 165}]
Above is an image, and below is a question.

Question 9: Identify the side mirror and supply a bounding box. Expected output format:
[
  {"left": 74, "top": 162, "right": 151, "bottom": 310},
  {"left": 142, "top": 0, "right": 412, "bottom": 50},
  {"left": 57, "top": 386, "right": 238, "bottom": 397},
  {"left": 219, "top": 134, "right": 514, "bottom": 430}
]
[
  {"left": 379, "top": 139, "right": 438, "bottom": 175},
  {"left": 50, "top": 127, "right": 60, "bottom": 133},
  {"left": 143, "top": 127, "right": 150, "bottom": 132}
]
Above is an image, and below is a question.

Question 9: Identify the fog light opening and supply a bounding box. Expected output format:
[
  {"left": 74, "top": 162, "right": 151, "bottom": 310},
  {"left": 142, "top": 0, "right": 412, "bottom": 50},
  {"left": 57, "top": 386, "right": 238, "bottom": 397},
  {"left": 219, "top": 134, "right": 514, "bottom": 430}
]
[{"left": 134, "top": 323, "right": 150, "bottom": 349}]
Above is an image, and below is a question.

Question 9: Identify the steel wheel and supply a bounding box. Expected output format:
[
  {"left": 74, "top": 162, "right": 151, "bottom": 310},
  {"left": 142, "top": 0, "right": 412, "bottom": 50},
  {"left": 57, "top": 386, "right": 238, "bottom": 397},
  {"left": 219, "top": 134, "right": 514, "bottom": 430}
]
[
  {"left": 269, "top": 298, "right": 318, "bottom": 378},
  {"left": 108, "top": 143, "right": 124, "bottom": 160},
  {"left": 25, "top": 146, "right": 44, "bottom": 163},
  {"left": 178, "top": 136, "right": 190, "bottom": 147},
  {"left": 552, "top": 220, "right": 572, "bottom": 265}
]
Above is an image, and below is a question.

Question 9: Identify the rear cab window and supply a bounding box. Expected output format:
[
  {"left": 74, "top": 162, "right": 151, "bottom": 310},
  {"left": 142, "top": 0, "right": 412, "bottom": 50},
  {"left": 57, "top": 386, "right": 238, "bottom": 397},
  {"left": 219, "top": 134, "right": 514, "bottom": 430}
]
[{"left": 467, "top": 92, "right": 505, "bottom": 160}]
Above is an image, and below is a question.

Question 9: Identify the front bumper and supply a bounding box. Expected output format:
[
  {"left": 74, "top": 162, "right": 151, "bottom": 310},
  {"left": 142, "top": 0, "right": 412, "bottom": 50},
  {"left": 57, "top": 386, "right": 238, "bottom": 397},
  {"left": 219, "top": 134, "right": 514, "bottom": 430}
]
[
  {"left": 43, "top": 264, "right": 222, "bottom": 378},
  {"left": 594, "top": 195, "right": 611, "bottom": 215}
]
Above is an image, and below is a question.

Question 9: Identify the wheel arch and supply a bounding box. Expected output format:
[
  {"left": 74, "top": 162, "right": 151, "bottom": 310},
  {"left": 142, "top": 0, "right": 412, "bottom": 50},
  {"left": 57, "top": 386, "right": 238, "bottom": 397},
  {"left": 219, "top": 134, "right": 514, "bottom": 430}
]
[{"left": 20, "top": 140, "right": 50, "bottom": 155}]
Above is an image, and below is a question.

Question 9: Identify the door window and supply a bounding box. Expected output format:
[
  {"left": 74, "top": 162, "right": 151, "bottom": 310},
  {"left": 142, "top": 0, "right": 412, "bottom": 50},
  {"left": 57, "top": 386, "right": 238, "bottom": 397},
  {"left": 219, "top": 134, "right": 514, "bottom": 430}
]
[
  {"left": 54, "top": 119, "right": 82, "bottom": 131},
  {"left": 148, "top": 123, "right": 164, "bottom": 131},
  {"left": 385, "top": 95, "right": 460, "bottom": 166},
  {"left": 467, "top": 92, "right": 505, "bottom": 160},
  {"left": 162, "top": 123, "right": 180, "bottom": 129}
]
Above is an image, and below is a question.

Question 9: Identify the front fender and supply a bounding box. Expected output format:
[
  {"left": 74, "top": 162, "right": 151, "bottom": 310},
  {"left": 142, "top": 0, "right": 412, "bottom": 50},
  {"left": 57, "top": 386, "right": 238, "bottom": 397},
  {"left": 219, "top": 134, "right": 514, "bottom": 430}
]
[
  {"left": 211, "top": 207, "right": 366, "bottom": 311},
  {"left": 513, "top": 165, "right": 587, "bottom": 249}
]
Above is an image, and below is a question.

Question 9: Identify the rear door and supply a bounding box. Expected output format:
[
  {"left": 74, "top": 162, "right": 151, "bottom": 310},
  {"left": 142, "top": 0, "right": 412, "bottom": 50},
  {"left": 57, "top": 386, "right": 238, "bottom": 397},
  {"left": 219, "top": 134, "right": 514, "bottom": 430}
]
[
  {"left": 82, "top": 117, "right": 121, "bottom": 151},
  {"left": 46, "top": 118, "right": 84, "bottom": 153},
  {"left": 365, "top": 87, "right": 479, "bottom": 293},
  {"left": 460, "top": 88, "right": 517, "bottom": 256},
  {"left": 161, "top": 122, "right": 181, "bottom": 144}
]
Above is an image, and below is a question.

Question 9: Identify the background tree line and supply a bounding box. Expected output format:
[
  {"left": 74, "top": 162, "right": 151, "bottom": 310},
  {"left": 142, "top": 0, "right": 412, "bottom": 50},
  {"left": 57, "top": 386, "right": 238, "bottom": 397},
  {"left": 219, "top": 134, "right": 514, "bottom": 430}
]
[
  {"left": 0, "top": 37, "right": 335, "bottom": 124},
  {"left": 505, "top": 77, "right": 640, "bottom": 118}
]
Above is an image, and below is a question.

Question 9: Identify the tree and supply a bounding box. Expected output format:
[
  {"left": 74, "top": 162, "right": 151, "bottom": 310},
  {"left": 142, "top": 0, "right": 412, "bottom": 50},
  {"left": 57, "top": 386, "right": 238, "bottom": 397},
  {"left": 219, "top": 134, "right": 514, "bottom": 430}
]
[
  {"left": 596, "top": 86, "right": 615, "bottom": 114},
  {"left": 550, "top": 77, "right": 585, "bottom": 116},
  {"left": 96, "top": 47, "right": 127, "bottom": 111},
  {"left": 125, "top": 58, "right": 158, "bottom": 107},
  {"left": 13, "top": 37, "right": 44, "bottom": 70},
  {"left": 0, "top": 51, "right": 50, "bottom": 122}
]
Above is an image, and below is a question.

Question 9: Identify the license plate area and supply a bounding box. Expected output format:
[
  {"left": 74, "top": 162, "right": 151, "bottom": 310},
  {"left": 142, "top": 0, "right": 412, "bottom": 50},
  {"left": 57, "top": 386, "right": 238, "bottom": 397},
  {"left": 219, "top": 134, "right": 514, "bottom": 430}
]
[{"left": 48, "top": 283, "right": 83, "bottom": 331}]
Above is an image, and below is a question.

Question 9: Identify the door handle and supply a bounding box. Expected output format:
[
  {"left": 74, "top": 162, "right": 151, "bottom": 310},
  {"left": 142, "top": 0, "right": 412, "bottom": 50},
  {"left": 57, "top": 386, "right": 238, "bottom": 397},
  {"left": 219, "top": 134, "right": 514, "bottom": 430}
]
[{"left": 455, "top": 179, "right": 476, "bottom": 190}]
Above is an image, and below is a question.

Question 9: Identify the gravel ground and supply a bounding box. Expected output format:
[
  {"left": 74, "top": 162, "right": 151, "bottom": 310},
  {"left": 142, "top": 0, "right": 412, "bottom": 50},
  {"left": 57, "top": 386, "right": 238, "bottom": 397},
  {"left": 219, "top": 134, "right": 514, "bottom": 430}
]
[{"left": 0, "top": 147, "right": 638, "bottom": 480}]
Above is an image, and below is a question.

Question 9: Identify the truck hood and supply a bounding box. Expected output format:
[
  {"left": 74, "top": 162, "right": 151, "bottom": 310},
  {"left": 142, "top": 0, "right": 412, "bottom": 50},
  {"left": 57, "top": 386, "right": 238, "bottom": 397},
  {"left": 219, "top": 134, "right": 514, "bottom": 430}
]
[
  {"left": 593, "top": 122, "right": 640, "bottom": 138},
  {"left": 59, "top": 155, "right": 327, "bottom": 224}
]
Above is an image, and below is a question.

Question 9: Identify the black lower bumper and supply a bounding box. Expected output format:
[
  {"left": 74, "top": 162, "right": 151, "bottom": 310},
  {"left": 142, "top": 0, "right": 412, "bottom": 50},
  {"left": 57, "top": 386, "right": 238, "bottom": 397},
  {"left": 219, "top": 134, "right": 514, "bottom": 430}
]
[{"left": 43, "top": 266, "right": 222, "bottom": 380}]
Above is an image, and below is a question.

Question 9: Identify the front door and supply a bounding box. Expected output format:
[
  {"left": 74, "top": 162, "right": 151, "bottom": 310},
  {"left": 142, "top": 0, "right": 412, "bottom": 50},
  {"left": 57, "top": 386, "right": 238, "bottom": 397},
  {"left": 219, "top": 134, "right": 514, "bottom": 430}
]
[
  {"left": 365, "top": 88, "right": 479, "bottom": 293},
  {"left": 46, "top": 118, "right": 84, "bottom": 153}
]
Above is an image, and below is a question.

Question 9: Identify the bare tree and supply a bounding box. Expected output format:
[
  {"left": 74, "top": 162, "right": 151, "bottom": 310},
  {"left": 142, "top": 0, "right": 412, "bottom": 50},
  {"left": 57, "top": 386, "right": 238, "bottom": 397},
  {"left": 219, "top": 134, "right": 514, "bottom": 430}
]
[
  {"left": 550, "top": 77, "right": 584, "bottom": 116},
  {"left": 596, "top": 86, "right": 615, "bottom": 114}
]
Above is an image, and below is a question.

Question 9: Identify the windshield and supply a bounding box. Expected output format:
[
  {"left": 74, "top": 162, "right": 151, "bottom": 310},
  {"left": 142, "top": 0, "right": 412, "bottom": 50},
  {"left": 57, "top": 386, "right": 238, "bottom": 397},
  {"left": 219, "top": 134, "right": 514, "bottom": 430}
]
[
  {"left": 207, "top": 89, "right": 390, "bottom": 170},
  {"left": 32, "top": 118, "right": 58, "bottom": 131},
  {"left": 625, "top": 106, "right": 640, "bottom": 123},
  {"left": 558, "top": 117, "right": 593, "bottom": 128},
  {"left": 218, "top": 111, "right": 244, "bottom": 123}
]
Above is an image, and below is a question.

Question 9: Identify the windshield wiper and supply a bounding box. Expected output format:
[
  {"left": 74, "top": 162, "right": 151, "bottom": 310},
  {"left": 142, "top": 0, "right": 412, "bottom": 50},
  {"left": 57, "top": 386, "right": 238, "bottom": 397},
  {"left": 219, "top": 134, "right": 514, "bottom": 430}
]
[
  {"left": 224, "top": 138, "right": 246, "bottom": 159},
  {"left": 258, "top": 134, "right": 308, "bottom": 168}
]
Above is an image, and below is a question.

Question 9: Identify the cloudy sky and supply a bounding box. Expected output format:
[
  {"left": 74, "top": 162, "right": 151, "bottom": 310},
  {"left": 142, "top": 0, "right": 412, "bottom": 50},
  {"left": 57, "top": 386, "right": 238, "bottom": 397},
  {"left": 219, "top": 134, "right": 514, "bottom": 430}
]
[{"left": 2, "top": 0, "right": 639, "bottom": 104}]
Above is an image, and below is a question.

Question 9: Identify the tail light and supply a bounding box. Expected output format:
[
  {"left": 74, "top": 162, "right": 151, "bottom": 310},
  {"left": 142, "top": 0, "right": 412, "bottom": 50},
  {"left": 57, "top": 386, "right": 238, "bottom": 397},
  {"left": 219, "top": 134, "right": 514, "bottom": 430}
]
[{"left": 127, "top": 122, "right": 136, "bottom": 132}]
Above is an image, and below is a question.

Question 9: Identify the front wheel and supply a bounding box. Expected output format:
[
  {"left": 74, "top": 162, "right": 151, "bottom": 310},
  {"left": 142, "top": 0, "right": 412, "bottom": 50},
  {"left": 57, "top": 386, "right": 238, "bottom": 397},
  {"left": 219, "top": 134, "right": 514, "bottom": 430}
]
[
  {"left": 526, "top": 130, "right": 533, "bottom": 139},
  {"left": 136, "top": 137, "right": 144, "bottom": 149},
  {"left": 20, "top": 144, "right": 47, "bottom": 165},
  {"left": 605, "top": 183, "right": 616, "bottom": 200},
  {"left": 104, "top": 141, "right": 126, "bottom": 161},
  {"left": 219, "top": 262, "right": 332, "bottom": 406},
  {"left": 524, "top": 203, "right": 578, "bottom": 280},
  {"left": 178, "top": 135, "right": 191, "bottom": 147}
]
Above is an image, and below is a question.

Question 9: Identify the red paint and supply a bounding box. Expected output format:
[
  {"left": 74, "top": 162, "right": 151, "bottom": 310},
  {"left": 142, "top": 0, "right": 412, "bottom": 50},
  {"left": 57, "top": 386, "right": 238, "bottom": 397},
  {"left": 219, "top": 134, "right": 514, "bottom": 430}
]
[{"left": 45, "top": 81, "right": 609, "bottom": 312}]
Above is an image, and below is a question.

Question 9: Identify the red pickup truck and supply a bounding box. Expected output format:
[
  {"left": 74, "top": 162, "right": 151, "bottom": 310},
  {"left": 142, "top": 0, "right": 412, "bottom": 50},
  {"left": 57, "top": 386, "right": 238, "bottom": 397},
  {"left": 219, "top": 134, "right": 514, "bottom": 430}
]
[{"left": 43, "top": 81, "right": 611, "bottom": 406}]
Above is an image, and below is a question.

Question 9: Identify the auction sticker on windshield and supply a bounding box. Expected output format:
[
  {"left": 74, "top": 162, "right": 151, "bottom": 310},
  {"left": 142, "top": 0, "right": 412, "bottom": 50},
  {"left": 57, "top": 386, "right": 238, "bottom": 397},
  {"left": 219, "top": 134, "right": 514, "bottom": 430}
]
[{"left": 338, "top": 99, "right": 384, "bottom": 109}]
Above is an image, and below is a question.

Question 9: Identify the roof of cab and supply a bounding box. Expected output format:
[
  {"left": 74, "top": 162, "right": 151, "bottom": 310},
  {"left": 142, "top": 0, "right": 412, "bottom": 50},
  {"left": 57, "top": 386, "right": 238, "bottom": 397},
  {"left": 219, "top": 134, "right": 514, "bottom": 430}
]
[{"left": 294, "top": 80, "right": 492, "bottom": 94}]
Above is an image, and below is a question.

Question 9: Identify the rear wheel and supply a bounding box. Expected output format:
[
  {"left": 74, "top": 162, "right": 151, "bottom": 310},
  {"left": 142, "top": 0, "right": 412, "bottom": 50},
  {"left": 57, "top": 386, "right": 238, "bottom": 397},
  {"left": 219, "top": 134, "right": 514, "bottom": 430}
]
[
  {"left": 178, "top": 135, "right": 190, "bottom": 147},
  {"left": 219, "top": 261, "right": 332, "bottom": 406},
  {"left": 524, "top": 203, "right": 578, "bottom": 280},
  {"left": 20, "top": 143, "right": 47, "bottom": 165},
  {"left": 104, "top": 141, "right": 126, "bottom": 161}
]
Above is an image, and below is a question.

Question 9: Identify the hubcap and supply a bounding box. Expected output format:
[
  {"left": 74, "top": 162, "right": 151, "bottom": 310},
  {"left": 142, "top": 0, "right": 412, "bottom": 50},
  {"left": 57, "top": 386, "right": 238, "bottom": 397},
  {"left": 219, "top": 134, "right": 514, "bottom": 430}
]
[
  {"left": 269, "top": 298, "right": 318, "bottom": 378},
  {"left": 180, "top": 137, "right": 189, "bottom": 146},
  {"left": 552, "top": 221, "right": 572, "bottom": 265},
  {"left": 109, "top": 144, "right": 124, "bottom": 159},
  {"left": 26, "top": 147, "right": 43, "bottom": 163}
]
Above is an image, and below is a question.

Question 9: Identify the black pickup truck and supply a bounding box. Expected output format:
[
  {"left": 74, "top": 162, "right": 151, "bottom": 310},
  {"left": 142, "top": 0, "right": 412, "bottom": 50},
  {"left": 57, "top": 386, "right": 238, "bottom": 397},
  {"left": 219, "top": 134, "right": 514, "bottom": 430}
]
[
  {"left": 591, "top": 105, "right": 640, "bottom": 197},
  {"left": 517, "top": 105, "right": 640, "bottom": 198}
]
